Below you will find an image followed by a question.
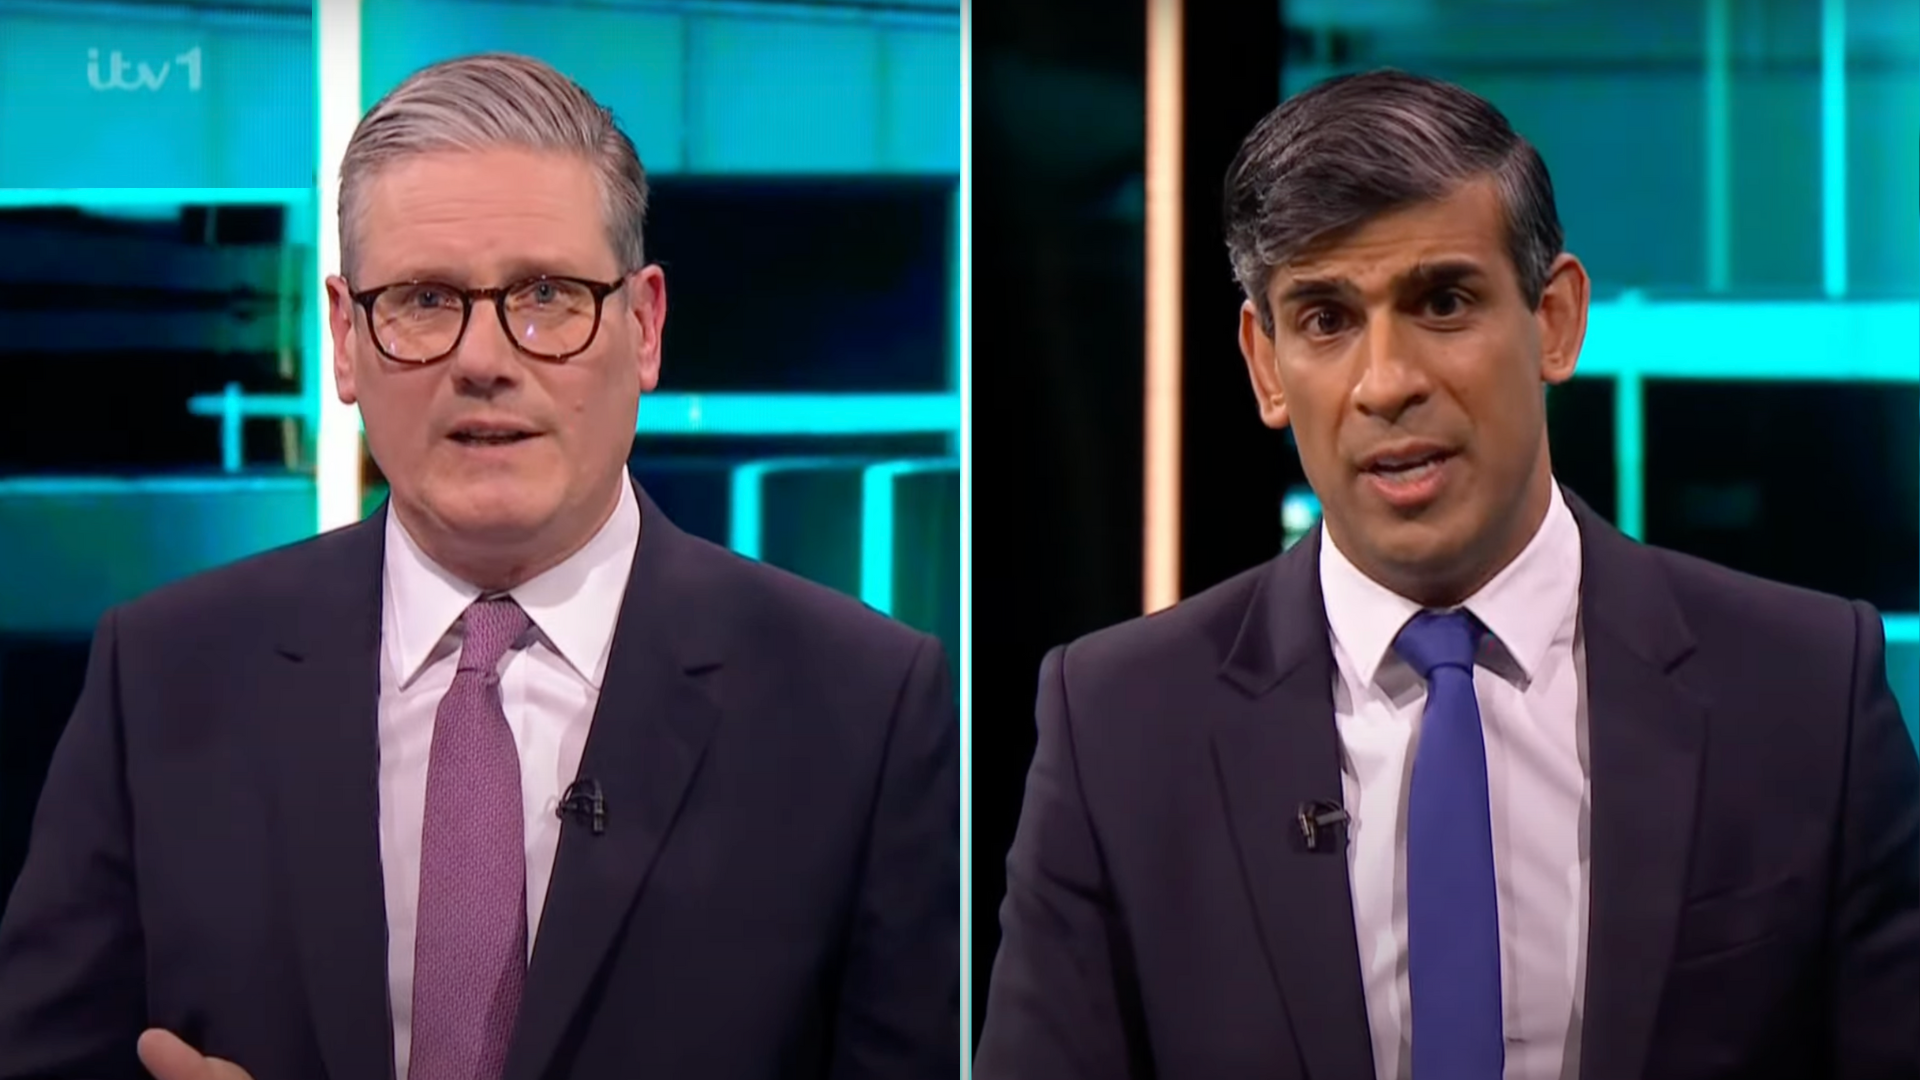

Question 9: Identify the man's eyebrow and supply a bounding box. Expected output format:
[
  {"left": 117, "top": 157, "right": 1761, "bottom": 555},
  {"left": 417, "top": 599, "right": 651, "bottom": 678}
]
[
  {"left": 1273, "top": 258, "right": 1488, "bottom": 308},
  {"left": 360, "top": 265, "right": 465, "bottom": 286},
  {"left": 1398, "top": 259, "right": 1486, "bottom": 292},
  {"left": 361, "top": 259, "right": 599, "bottom": 286},
  {"left": 496, "top": 258, "right": 600, "bottom": 281},
  {"left": 1274, "top": 276, "right": 1355, "bottom": 308}
]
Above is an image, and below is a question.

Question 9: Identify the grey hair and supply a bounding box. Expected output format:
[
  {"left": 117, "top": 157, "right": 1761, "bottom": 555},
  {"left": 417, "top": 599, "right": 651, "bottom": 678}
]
[
  {"left": 338, "top": 52, "right": 648, "bottom": 281},
  {"left": 1223, "top": 68, "right": 1562, "bottom": 333}
]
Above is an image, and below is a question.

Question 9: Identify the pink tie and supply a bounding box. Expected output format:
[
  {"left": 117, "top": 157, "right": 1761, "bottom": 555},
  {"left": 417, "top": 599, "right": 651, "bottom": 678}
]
[{"left": 409, "top": 596, "right": 531, "bottom": 1080}]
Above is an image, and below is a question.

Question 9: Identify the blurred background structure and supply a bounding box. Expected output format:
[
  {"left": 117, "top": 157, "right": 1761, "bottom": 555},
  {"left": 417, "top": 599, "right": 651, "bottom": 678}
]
[
  {"left": 972, "top": 0, "right": 1918, "bottom": 1047},
  {"left": 0, "top": 0, "right": 961, "bottom": 912}
]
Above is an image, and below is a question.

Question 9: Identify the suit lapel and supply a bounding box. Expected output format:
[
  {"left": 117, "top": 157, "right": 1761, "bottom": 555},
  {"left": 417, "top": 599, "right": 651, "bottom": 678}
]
[
  {"left": 505, "top": 487, "right": 723, "bottom": 1080},
  {"left": 1210, "top": 530, "right": 1378, "bottom": 1080},
  {"left": 265, "top": 510, "right": 396, "bottom": 1080},
  {"left": 1565, "top": 494, "right": 1707, "bottom": 1080}
]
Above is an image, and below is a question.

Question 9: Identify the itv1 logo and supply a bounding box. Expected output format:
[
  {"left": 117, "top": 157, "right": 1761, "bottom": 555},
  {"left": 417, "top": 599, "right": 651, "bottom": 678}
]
[{"left": 87, "top": 47, "right": 203, "bottom": 93}]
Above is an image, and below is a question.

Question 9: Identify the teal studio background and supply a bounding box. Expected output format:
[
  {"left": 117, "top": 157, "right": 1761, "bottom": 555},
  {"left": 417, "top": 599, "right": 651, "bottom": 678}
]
[{"left": 0, "top": 0, "right": 961, "bottom": 904}]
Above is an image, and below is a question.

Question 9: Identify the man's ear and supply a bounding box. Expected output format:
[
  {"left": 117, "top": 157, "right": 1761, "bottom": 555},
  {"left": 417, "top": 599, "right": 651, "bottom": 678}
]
[
  {"left": 1240, "top": 301, "right": 1289, "bottom": 429},
  {"left": 325, "top": 275, "right": 359, "bottom": 404},
  {"left": 627, "top": 265, "right": 667, "bottom": 392},
  {"left": 1535, "top": 253, "right": 1589, "bottom": 387}
]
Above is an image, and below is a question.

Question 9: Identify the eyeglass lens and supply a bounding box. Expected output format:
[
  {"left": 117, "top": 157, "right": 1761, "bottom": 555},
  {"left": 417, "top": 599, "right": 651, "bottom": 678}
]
[{"left": 370, "top": 279, "right": 600, "bottom": 360}]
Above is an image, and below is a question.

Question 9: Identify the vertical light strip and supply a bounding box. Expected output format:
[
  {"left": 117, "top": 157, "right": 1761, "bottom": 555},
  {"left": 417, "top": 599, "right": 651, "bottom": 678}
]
[
  {"left": 1614, "top": 372, "right": 1645, "bottom": 540},
  {"left": 952, "top": 185, "right": 964, "bottom": 461},
  {"left": 1143, "top": 0, "right": 1183, "bottom": 613},
  {"left": 1820, "top": 0, "right": 1848, "bottom": 298},
  {"left": 955, "top": 4, "right": 972, "bottom": 1065},
  {"left": 1704, "top": 0, "right": 1731, "bottom": 293},
  {"left": 315, "top": 0, "right": 364, "bottom": 531},
  {"left": 860, "top": 463, "right": 901, "bottom": 615},
  {"left": 859, "top": 459, "right": 959, "bottom": 615},
  {"left": 728, "top": 462, "right": 776, "bottom": 559}
]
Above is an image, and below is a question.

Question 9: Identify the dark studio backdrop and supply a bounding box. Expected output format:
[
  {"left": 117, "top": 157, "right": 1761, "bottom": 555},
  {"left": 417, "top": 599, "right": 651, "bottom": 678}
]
[{"left": 970, "top": 0, "right": 1920, "bottom": 1049}]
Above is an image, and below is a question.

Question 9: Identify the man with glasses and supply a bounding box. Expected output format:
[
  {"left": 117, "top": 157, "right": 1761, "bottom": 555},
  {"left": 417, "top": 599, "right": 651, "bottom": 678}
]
[{"left": 0, "top": 52, "right": 957, "bottom": 1080}]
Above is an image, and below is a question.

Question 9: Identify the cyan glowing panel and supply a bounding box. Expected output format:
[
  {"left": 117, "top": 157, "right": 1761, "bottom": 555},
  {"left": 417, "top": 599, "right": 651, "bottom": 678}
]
[
  {"left": 1820, "top": 0, "right": 1847, "bottom": 298},
  {"left": 189, "top": 391, "right": 960, "bottom": 437},
  {"left": 882, "top": 27, "right": 963, "bottom": 173},
  {"left": 1611, "top": 372, "right": 1645, "bottom": 540},
  {"left": 356, "top": 0, "right": 688, "bottom": 172},
  {"left": 641, "top": 392, "right": 960, "bottom": 435},
  {"left": 0, "top": 187, "right": 309, "bottom": 209},
  {"left": 354, "top": 0, "right": 956, "bottom": 177},
  {"left": 186, "top": 390, "right": 960, "bottom": 440},
  {"left": 686, "top": 16, "right": 881, "bottom": 173},
  {"left": 0, "top": 3, "right": 312, "bottom": 188},
  {"left": 1579, "top": 300, "right": 1920, "bottom": 382},
  {"left": 0, "top": 476, "right": 316, "bottom": 634}
]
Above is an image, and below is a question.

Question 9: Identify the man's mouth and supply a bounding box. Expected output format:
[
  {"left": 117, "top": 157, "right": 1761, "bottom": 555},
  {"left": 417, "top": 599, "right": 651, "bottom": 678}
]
[
  {"left": 1368, "top": 454, "right": 1448, "bottom": 482},
  {"left": 1363, "top": 447, "right": 1454, "bottom": 479},
  {"left": 449, "top": 427, "right": 538, "bottom": 446}
]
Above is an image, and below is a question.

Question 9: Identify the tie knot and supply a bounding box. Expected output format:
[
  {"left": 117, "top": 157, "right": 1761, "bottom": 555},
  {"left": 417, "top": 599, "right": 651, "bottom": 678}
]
[
  {"left": 1393, "top": 609, "right": 1482, "bottom": 680},
  {"left": 457, "top": 596, "right": 530, "bottom": 674}
]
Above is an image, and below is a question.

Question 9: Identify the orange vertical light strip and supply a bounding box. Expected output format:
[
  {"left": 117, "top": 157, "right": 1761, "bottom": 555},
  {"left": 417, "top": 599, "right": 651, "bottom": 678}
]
[{"left": 1143, "top": 0, "right": 1183, "bottom": 613}]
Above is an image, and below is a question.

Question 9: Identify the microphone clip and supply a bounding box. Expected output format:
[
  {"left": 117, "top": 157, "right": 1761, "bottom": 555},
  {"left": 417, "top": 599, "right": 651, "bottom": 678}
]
[
  {"left": 1296, "top": 800, "right": 1349, "bottom": 853},
  {"left": 557, "top": 778, "right": 607, "bottom": 836}
]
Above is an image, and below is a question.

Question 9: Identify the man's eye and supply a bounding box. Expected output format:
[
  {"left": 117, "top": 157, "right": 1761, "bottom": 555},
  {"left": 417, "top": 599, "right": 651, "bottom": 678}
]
[
  {"left": 1427, "top": 290, "right": 1469, "bottom": 317},
  {"left": 1303, "top": 308, "right": 1347, "bottom": 336}
]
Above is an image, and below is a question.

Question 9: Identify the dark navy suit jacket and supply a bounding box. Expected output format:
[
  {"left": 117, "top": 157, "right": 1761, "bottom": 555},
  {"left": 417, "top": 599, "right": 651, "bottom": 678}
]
[
  {"left": 0, "top": 483, "right": 958, "bottom": 1080},
  {"left": 976, "top": 492, "right": 1919, "bottom": 1079}
]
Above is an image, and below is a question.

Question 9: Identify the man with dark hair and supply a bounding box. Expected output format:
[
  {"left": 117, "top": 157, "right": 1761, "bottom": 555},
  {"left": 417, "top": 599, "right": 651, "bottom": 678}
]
[{"left": 974, "top": 69, "right": 1919, "bottom": 1079}]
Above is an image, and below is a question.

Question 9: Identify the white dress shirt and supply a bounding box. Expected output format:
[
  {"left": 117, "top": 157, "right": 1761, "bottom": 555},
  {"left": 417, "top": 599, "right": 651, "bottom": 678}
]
[
  {"left": 376, "top": 480, "right": 639, "bottom": 1080},
  {"left": 1320, "top": 482, "right": 1590, "bottom": 1080}
]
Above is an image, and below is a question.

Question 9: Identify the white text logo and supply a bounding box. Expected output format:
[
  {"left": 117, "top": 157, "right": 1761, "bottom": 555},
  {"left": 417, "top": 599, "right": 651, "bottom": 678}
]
[{"left": 87, "top": 47, "right": 202, "bottom": 92}]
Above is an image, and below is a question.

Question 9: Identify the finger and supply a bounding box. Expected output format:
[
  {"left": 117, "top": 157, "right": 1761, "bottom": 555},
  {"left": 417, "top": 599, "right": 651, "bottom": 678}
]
[
  {"left": 136, "top": 1029, "right": 209, "bottom": 1080},
  {"left": 204, "top": 1056, "right": 256, "bottom": 1080}
]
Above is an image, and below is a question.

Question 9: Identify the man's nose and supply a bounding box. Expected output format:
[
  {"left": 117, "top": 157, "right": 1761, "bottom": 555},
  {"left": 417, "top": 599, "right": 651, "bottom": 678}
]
[
  {"left": 447, "top": 301, "right": 524, "bottom": 387},
  {"left": 1350, "top": 315, "right": 1431, "bottom": 420}
]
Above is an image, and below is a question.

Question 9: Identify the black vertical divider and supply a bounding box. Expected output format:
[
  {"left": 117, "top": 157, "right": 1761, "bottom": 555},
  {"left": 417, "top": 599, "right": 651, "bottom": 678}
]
[
  {"left": 1177, "top": 5, "right": 1288, "bottom": 595},
  {"left": 969, "top": 0, "right": 1151, "bottom": 1046}
]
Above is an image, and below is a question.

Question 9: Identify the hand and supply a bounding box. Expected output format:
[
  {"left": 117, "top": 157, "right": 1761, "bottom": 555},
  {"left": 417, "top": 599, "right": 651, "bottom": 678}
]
[{"left": 137, "top": 1029, "right": 255, "bottom": 1080}]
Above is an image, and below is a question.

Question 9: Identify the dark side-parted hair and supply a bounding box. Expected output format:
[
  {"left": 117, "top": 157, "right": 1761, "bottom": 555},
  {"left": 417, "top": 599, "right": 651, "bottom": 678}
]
[{"left": 1223, "top": 69, "right": 1564, "bottom": 333}]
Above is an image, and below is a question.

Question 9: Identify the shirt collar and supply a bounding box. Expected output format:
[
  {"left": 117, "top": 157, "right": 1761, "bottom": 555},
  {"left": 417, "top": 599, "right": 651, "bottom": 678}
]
[
  {"left": 382, "top": 479, "right": 641, "bottom": 689},
  {"left": 1318, "top": 481, "right": 1583, "bottom": 687}
]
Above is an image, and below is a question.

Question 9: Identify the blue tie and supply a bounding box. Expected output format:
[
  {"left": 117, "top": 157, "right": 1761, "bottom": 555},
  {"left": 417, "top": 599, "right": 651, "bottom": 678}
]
[{"left": 1395, "top": 610, "right": 1504, "bottom": 1080}]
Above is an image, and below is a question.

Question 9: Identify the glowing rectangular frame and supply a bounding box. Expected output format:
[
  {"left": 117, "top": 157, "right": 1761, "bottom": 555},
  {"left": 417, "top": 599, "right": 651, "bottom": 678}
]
[
  {"left": 637, "top": 393, "right": 959, "bottom": 435},
  {"left": 190, "top": 391, "right": 960, "bottom": 437},
  {"left": 0, "top": 188, "right": 310, "bottom": 208},
  {"left": 1578, "top": 299, "right": 1920, "bottom": 539}
]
